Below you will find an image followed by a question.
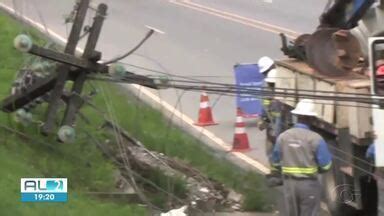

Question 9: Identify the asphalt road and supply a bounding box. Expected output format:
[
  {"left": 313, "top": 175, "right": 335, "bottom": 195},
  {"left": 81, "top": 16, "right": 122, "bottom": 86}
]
[{"left": 0, "top": 0, "right": 328, "bottom": 172}]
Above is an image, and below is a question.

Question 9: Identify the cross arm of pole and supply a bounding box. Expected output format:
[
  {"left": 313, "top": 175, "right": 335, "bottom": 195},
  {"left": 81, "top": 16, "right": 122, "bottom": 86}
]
[
  {"left": 28, "top": 45, "right": 108, "bottom": 74},
  {"left": 1, "top": 74, "right": 57, "bottom": 112}
]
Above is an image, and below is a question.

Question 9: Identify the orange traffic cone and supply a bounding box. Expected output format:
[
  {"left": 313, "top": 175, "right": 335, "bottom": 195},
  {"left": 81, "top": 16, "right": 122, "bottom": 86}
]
[
  {"left": 232, "top": 108, "right": 250, "bottom": 152},
  {"left": 194, "top": 92, "right": 217, "bottom": 126}
]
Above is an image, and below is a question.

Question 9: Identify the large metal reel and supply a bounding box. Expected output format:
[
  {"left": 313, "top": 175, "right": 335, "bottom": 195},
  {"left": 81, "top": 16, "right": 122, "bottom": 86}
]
[{"left": 305, "top": 28, "right": 362, "bottom": 76}]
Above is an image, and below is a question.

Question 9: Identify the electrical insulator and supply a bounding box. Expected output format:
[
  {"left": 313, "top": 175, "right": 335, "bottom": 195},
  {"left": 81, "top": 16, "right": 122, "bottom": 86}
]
[
  {"left": 14, "top": 109, "right": 33, "bottom": 126},
  {"left": 108, "top": 63, "right": 126, "bottom": 78},
  {"left": 150, "top": 75, "right": 170, "bottom": 89},
  {"left": 57, "top": 125, "right": 76, "bottom": 143},
  {"left": 14, "top": 34, "right": 33, "bottom": 53}
]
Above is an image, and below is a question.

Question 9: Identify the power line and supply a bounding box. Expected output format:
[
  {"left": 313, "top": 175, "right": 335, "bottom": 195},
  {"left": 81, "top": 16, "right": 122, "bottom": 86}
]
[
  {"left": 89, "top": 75, "right": 383, "bottom": 107},
  {"left": 97, "top": 83, "right": 160, "bottom": 211},
  {"left": 117, "top": 62, "right": 375, "bottom": 98},
  {"left": 102, "top": 30, "right": 156, "bottom": 65}
]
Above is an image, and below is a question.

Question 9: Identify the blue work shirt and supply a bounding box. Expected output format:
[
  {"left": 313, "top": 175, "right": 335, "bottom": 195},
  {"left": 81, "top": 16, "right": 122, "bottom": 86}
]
[
  {"left": 366, "top": 144, "right": 375, "bottom": 160},
  {"left": 271, "top": 123, "right": 332, "bottom": 171}
]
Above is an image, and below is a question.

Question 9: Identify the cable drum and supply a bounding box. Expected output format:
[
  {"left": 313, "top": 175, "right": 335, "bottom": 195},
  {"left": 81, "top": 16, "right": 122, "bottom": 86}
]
[{"left": 305, "top": 28, "right": 362, "bottom": 76}]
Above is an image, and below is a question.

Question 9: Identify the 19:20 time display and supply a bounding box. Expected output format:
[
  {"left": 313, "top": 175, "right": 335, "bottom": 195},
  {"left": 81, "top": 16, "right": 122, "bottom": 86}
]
[{"left": 34, "top": 193, "right": 55, "bottom": 200}]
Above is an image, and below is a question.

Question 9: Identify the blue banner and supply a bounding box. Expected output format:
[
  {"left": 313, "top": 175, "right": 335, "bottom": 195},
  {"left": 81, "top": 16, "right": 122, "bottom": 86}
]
[{"left": 234, "top": 64, "right": 264, "bottom": 117}]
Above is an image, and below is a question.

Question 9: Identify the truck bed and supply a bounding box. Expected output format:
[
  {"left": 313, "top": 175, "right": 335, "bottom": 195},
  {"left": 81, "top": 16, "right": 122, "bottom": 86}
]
[
  {"left": 274, "top": 59, "right": 372, "bottom": 143},
  {"left": 276, "top": 59, "right": 369, "bottom": 84}
]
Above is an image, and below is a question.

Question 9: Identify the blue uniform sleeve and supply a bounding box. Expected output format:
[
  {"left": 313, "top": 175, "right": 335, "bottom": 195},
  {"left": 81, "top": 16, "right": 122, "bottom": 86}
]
[
  {"left": 270, "top": 138, "right": 282, "bottom": 169},
  {"left": 316, "top": 139, "right": 332, "bottom": 171},
  {"left": 366, "top": 144, "right": 375, "bottom": 160}
]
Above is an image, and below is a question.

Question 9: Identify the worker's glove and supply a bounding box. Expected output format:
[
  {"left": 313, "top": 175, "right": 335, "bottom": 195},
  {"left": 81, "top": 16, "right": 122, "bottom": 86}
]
[
  {"left": 319, "top": 166, "right": 335, "bottom": 174},
  {"left": 258, "top": 121, "right": 267, "bottom": 131},
  {"left": 262, "top": 116, "right": 270, "bottom": 123},
  {"left": 265, "top": 171, "right": 283, "bottom": 187}
]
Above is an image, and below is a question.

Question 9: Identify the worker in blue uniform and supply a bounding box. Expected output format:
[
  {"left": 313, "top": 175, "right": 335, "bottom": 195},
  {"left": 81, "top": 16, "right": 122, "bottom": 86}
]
[
  {"left": 257, "top": 56, "right": 285, "bottom": 140},
  {"left": 271, "top": 99, "right": 332, "bottom": 216}
]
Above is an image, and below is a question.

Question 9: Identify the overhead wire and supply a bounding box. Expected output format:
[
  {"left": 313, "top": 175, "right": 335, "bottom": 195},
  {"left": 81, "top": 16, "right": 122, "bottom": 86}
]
[
  {"left": 83, "top": 81, "right": 383, "bottom": 188},
  {"left": 87, "top": 68, "right": 379, "bottom": 102},
  {"left": 117, "top": 62, "right": 376, "bottom": 98},
  {"left": 88, "top": 70, "right": 382, "bottom": 181},
  {"left": 97, "top": 82, "right": 160, "bottom": 211},
  {"left": 0, "top": 119, "right": 194, "bottom": 213},
  {"left": 98, "top": 83, "right": 201, "bottom": 213},
  {"left": 120, "top": 62, "right": 234, "bottom": 79},
  {"left": 332, "top": 154, "right": 379, "bottom": 177},
  {"left": 123, "top": 54, "right": 231, "bottom": 157},
  {"left": 88, "top": 75, "right": 384, "bottom": 108},
  {"left": 328, "top": 144, "right": 374, "bottom": 167},
  {"left": 102, "top": 30, "right": 156, "bottom": 65},
  {"left": 30, "top": 0, "right": 53, "bottom": 42},
  {"left": 83, "top": 129, "right": 199, "bottom": 213},
  {"left": 166, "top": 84, "right": 382, "bottom": 105},
  {"left": 125, "top": 53, "right": 196, "bottom": 202},
  {"left": 88, "top": 76, "right": 381, "bottom": 177},
  {"left": 93, "top": 83, "right": 209, "bottom": 214}
]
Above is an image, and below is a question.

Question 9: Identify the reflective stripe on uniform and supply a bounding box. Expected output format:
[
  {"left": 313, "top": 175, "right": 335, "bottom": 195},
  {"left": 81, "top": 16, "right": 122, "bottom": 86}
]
[
  {"left": 263, "top": 99, "right": 271, "bottom": 106},
  {"left": 270, "top": 112, "right": 281, "bottom": 117},
  {"left": 282, "top": 166, "right": 318, "bottom": 174}
]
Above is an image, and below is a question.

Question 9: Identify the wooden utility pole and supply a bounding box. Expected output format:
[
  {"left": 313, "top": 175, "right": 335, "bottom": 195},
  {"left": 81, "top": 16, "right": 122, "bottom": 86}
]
[
  {"left": 42, "top": 0, "right": 91, "bottom": 134},
  {"left": 61, "top": 3, "right": 107, "bottom": 128}
]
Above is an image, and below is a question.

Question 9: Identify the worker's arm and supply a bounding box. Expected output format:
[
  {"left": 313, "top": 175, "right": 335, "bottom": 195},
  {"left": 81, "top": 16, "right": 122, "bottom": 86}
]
[
  {"left": 270, "top": 138, "right": 282, "bottom": 171},
  {"left": 316, "top": 139, "right": 332, "bottom": 172}
]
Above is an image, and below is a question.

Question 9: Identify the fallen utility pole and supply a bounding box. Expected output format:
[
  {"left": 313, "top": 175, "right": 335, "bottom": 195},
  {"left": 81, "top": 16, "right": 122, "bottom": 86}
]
[{"left": 0, "top": 0, "right": 159, "bottom": 140}]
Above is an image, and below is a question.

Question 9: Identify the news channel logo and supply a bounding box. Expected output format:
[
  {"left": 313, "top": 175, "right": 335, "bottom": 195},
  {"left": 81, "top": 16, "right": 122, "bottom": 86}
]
[
  {"left": 331, "top": 184, "right": 361, "bottom": 204},
  {"left": 20, "top": 178, "right": 67, "bottom": 202}
]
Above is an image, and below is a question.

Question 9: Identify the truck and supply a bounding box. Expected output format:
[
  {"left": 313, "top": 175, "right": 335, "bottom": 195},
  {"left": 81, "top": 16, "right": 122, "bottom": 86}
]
[{"left": 267, "top": 0, "right": 384, "bottom": 215}]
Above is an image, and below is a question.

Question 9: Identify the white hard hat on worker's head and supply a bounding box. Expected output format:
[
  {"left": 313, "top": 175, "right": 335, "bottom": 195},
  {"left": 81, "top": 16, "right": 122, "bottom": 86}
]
[
  {"left": 258, "top": 56, "right": 274, "bottom": 74},
  {"left": 291, "top": 99, "right": 318, "bottom": 116},
  {"left": 265, "top": 69, "right": 277, "bottom": 83}
]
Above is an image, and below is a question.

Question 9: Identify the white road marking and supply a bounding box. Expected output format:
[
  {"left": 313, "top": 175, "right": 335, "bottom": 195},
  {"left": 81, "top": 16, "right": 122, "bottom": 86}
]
[
  {"left": 0, "top": 2, "right": 271, "bottom": 175},
  {"left": 170, "top": 0, "right": 298, "bottom": 39}
]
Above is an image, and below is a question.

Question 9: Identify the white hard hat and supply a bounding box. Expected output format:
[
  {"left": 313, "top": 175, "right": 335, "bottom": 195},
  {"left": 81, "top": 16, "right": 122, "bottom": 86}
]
[
  {"left": 258, "top": 56, "right": 274, "bottom": 74},
  {"left": 265, "top": 69, "right": 277, "bottom": 83},
  {"left": 291, "top": 99, "right": 318, "bottom": 116}
]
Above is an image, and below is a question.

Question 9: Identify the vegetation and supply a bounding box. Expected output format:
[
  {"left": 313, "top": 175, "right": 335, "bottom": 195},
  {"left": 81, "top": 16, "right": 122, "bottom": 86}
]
[{"left": 0, "top": 10, "right": 276, "bottom": 215}]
